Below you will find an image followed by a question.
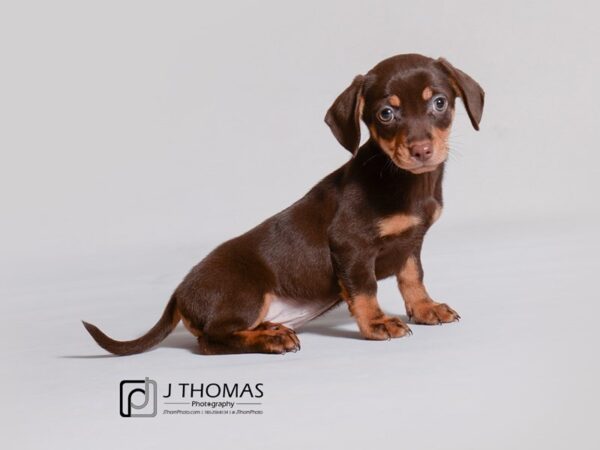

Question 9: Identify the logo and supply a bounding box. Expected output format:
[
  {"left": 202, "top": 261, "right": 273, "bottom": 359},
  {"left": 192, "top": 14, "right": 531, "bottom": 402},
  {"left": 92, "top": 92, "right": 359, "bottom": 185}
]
[
  {"left": 118, "top": 378, "right": 265, "bottom": 417},
  {"left": 120, "top": 377, "right": 158, "bottom": 417}
]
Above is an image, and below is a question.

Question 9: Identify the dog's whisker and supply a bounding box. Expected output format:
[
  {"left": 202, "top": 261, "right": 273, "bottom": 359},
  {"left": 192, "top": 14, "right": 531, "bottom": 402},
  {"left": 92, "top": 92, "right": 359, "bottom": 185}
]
[{"left": 362, "top": 153, "right": 380, "bottom": 167}]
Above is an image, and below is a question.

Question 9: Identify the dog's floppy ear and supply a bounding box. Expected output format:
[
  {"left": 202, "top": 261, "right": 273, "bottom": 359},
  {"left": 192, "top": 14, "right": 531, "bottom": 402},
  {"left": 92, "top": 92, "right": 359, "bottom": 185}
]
[
  {"left": 437, "top": 58, "right": 485, "bottom": 130},
  {"left": 325, "top": 75, "right": 365, "bottom": 154}
]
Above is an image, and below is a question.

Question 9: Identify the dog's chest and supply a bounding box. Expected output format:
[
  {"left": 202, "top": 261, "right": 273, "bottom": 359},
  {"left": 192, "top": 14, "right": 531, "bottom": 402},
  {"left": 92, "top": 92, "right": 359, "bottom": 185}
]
[
  {"left": 374, "top": 197, "right": 442, "bottom": 278},
  {"left": 376, "top": 197, "right": 442, "bottom": 238}
]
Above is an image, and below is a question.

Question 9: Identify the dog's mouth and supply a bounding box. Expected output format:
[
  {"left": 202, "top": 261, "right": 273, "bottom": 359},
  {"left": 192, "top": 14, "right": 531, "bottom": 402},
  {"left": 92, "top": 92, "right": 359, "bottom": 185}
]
[
  {"left": 405, "top": 164, "right": 440, "bottom": 174},
  {"left": 390, "top": 150, "right": 447, "bottom": 174}
]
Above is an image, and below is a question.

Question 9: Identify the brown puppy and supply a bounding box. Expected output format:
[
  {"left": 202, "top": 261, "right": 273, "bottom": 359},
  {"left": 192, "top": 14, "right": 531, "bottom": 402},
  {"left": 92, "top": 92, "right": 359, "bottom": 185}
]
[{"left": 83, "top": 53, "right": 484, "bottom": 355}]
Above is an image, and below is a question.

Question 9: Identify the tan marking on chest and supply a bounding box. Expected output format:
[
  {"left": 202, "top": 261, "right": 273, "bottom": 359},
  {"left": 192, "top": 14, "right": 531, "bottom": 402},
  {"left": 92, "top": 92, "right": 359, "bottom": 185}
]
[{"left": 377, "top": 214, "right": 421, "bottom": 237}]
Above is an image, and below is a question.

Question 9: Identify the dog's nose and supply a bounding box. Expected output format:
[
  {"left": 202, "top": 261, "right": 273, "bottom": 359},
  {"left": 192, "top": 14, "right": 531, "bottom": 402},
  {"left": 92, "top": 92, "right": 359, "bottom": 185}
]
[{"left": 409, "top": 141, "right": 434, "bottom": 162}]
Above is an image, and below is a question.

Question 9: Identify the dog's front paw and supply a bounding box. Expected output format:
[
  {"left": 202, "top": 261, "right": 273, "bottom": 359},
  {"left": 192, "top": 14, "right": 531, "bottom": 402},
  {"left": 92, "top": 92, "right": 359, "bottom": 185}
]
[
  {"left": 361, "top": 316, "right": 412, "bottom": 340},
  {"left": 408, "top": 300, "right": 460, "bottom": 325}
]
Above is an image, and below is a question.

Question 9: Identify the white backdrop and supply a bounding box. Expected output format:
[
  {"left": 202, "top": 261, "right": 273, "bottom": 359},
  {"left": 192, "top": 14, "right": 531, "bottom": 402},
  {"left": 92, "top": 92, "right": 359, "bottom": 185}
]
[
  {"left": 2, "top": 1, "right": 599, "bottom": 449},
  {"left": 2, "top": 0, "right": 599, "bottom": 269}
]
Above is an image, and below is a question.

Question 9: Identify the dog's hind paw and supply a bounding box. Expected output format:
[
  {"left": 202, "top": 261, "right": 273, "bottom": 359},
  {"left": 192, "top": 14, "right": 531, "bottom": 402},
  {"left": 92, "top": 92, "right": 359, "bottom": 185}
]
[{"left": 253, "top": 322, "right": 301, "bottom": 354}]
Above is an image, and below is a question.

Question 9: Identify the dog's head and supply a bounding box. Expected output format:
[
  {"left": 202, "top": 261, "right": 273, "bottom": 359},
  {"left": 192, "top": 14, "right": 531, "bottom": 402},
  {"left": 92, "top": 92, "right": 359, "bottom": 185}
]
[{"left": 325, "top": 54, "right": 484, "bottom": 174}]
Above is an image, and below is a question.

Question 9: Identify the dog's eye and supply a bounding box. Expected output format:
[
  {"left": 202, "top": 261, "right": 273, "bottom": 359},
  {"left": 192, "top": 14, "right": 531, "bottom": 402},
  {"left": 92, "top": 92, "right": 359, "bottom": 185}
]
[
  {"left": 377, "top": 107, "right": 395, "bottom": 123},
  {"left": 432, "top": 95, "right": 448, "bottom": 112}
]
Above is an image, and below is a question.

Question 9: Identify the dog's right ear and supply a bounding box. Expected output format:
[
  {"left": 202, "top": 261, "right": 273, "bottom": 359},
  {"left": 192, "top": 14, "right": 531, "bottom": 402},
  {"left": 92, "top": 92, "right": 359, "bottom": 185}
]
[
  {"left": 436, "top": 58, "right": 485, "bottom": 130},
  {"left": 324, "top": 75, "right": 365, "bottom": 154}
]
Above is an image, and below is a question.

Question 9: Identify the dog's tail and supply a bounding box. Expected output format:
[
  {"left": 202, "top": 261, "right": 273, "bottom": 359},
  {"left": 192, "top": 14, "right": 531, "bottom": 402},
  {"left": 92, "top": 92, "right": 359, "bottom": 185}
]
[{"left": 82, "top": 295, "right": 180, "bottom": 356}]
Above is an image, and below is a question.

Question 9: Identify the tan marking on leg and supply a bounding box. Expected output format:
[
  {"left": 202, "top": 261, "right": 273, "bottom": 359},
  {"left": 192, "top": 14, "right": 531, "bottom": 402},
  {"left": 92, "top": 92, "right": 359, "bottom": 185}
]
[
  {"left": 338, "top": 280, "right": 351, "bottom": 302},
  {"left": 196, "top": 321, "right": 301, "bottom": 355},
  {"left": 422, "top": 87, "right": 433, "bottom": 100},
  {"left": 388, "top": 95, "right": 401, "bottom": 107},
  {"left": 397, "top": 256, "right": 429, "bottom": 305},
  {"left": 234, "top": 323, "right": 300, "bottom": 353},
  {"left": 250, "top": 293, "right": 273, "bottom": 330},
  {"left": 397, "top": 257, "right": 459, "bottom": 324},
  {"left": 346, "top": 294, "right": 411, "bottom": 339},
  {"left": 378, "top": 214, "right": 421, "bottom": 237},
  {"left": 347, "top": 294, "right": 384, "bottom": 332}
]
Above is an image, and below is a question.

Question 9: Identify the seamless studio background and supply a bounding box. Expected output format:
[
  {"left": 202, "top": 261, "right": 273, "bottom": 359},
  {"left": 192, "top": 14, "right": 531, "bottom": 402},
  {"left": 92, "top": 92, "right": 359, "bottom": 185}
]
[{"left": 1, "top": 1, "right": 599, "bottom": 449}]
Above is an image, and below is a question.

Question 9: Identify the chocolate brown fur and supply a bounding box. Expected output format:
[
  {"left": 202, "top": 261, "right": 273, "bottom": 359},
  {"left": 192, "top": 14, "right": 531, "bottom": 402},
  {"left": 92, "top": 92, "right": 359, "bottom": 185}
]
[{"left": 83, "top": 53, "right": 484, "bottom": 355}]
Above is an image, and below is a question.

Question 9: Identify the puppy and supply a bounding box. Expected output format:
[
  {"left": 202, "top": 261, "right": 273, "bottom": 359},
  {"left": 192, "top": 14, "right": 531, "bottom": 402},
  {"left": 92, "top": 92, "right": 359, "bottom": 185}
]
[{"left": 83, "top": 53, "right": 484, "bottom": 355}]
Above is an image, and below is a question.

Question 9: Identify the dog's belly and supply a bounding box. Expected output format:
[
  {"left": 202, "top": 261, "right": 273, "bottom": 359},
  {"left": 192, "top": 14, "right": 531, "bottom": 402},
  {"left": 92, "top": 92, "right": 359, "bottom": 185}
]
[{"left": 264, "top": 297, "right": 336, "bottom": 329}]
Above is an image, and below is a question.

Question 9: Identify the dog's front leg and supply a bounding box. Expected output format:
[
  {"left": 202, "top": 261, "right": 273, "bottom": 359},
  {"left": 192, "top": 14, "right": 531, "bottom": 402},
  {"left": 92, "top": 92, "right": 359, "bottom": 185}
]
[
  {"left": 333, "top": 245, "right": 411, "bottom": 340},
  {"left": 397, "top": 250, "right": 460, "bottom": 325}
]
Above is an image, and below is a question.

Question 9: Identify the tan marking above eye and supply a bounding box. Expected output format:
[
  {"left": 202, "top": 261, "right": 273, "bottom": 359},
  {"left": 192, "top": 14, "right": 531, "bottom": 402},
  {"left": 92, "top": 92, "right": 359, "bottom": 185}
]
[
  {"left": 422, "top": 87, "right": 433, "bottom": 100},
  {"left": 388, "top": 95, "right": 401, "bottom": 107},
  {"left": 378, "top": 214, "right": 421, "bottom": 237}
]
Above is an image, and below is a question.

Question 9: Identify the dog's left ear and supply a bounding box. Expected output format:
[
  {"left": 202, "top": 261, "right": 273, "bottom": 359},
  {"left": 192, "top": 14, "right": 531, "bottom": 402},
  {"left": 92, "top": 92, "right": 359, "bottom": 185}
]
[
  {"left": 437, "top": 58, "right": 485, "bottom": 130},
  {"left": 325, "top": 75, "right": 365, "bottom": 154}
]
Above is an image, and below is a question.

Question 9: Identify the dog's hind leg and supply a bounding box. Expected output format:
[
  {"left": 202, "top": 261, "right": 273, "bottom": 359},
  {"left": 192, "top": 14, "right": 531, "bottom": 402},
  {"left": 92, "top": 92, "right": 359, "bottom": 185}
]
[
  {"left": 181, "top": 291, "right": 301, "bottom": 355},
  {"left": 197, "top": 321, "right": 301, "bottom": 355}
]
